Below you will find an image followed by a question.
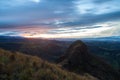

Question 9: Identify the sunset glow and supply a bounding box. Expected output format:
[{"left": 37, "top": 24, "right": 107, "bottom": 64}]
[{"left": 21, "top": 34, "right": 55, "bottom": 38}]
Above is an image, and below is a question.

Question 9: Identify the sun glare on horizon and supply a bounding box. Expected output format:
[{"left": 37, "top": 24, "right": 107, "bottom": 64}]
[{"left": 21, "top": 33, "right": 56, "bottom": 39}]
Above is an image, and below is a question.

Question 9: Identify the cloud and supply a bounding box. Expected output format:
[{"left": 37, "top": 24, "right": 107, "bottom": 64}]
[
  {"left": 0, "top": 0, "right": 120, "bottom": 38},
  {"left": 31, "top": 0, "right": 41, "bottom": 3},
  {"left": 74, "top": 0, "right": 120, "bottom": 14},
  {"left": 60, "top": 11, "right": 120, "bottom": 27}
]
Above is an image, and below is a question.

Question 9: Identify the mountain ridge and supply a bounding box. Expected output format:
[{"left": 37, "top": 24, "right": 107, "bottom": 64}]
[
  {"left": 0, "top": 48, "right": 97, "bottom": 80},
  {"left": 59, "top": 40, "right": 120, "bottom": 80}
]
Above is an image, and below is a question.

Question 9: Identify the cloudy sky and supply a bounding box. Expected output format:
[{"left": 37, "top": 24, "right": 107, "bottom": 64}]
[{"left": 0, "top": 0, "right": 120, "bottom": 38}]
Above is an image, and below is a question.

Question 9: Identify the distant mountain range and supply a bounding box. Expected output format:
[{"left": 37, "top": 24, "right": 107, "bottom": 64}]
[
  {"left": 83, "top": 36, "right": 120, "bottom": 41},
  {"left": 0, "top": 36, "right": 120, "bottom": 42},
  {"left": 54, "top": 36, "right": 120, "bottom": 41}
]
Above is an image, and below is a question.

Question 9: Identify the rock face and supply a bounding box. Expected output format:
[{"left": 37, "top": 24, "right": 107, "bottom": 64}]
[{"left": 59, "top": 40, "right": 120, "bottom": 80}]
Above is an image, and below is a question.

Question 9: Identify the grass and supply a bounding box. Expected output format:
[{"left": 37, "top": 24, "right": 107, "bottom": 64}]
[{"left": 0, "top": 48, "right": 97, "bottom": 80}]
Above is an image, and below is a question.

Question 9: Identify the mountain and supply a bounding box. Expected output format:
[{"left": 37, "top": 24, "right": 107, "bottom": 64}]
[
  {"left": 0, "top": 39, "right": 120, "bottom": 80},
  {"left": 0, "top": 36, "right": 120, "bottom": 69},
  {"left": 0, "top": 48, "right": 97, "bottom": 80},
  {"left": 58, "top": 40, "right": 120, "bottom": 80}
]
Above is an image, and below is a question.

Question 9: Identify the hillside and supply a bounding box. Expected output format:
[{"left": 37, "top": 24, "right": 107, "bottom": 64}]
[
  {"left": 59, "top": 40, "right": 120, "bottom": 80},
  {"left": 0, "top": 48, "right": 97, "bottom": 80},
  {"left": 0, "top": 38, "right": 69, "bottom": 62}
]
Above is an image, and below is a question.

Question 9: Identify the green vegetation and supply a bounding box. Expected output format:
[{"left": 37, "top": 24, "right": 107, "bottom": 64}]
[{"left": 0, "top": 49, "right": 97, "bottom": 80}]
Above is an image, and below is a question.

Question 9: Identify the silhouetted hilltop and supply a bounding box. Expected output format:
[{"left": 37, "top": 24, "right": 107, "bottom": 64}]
[{"left": 59, "top": 40, "right": 120, "bottom": 80}]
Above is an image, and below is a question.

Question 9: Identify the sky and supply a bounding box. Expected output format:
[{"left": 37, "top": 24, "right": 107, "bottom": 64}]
[{"left": 0, "top": 0, "right": 120, "bottom": 39}]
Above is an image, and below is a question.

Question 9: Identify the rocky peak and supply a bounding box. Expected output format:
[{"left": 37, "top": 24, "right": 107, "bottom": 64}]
[{"left": 59, "top": 40, "right": 120, "bottom": 80}]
